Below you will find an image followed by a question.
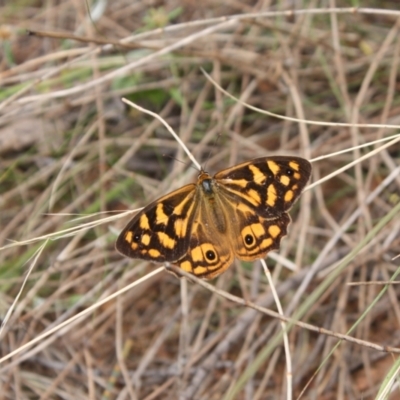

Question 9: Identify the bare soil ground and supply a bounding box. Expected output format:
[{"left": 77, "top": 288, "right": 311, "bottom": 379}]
[{"left": 1, "top": 2, "right": 400, "bottom": 399}]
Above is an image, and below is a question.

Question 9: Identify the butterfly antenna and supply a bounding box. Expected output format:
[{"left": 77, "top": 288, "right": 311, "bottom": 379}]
[
  {"left": 163, "top": 154, "right": 199, "bottom": 172},
  {"left": 202, "top": 132, "right": 222, "bottom": 172}
]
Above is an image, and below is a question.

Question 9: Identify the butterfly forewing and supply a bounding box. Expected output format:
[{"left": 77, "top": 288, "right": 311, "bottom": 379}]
[
  {"left": 214, "top": 156, "right": 311, "bottom": 217},
  {"left": 116, "top": 183, "right": 197, "bottom": 262}
]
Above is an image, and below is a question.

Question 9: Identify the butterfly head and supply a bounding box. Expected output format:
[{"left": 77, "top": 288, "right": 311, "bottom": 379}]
[{"left": 198, "top": 171, "right": 214, "bottom": 195}]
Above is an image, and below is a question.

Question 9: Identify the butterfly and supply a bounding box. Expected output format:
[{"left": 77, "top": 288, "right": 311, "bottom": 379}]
[{"left": 116, "top": 156, "right": 312, "bottom": 279}]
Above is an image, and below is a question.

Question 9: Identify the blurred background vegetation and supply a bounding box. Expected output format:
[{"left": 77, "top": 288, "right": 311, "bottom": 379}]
[{"left": 1, "top": 1, "right": 400, "bottom": 399}]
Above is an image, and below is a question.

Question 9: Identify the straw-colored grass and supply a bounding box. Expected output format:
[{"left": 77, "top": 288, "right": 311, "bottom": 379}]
[{"left": 1, "top": 2, "right": 400, "bottom": 399}]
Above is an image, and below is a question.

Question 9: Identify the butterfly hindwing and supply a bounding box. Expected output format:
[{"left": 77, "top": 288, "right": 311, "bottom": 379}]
[
  {"left": 116, "top": 184, "right": 197, "bottom": 263},
  {"left": 175, "top": 203, "right": 234, "bottom": 279},
  {"left": 233, "top": 213, "right": 291, "bottom": 261}
]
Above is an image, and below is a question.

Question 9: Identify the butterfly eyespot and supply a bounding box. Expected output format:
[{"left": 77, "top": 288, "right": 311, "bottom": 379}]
[
  {"left": 206, "top": 250, "right": 216, "bottom": 261},
  {"left": 286, "top": 169, "right": 293, "bottom": 175},
  {"left": 245, "top": 234, "right": 254, "bottom": 245},
  {"left": 133, "top": 234, "right": 141, "bottom": 242}
]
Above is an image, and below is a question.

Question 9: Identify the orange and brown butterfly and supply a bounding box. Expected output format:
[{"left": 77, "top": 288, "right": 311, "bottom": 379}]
[{"left": 116, "top": 156, "right": 312, "bottom": 279}]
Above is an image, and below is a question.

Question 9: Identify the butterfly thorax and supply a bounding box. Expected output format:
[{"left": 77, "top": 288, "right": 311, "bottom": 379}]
[{"left": 197, "top": 171, "right": 227, "bottom": 234}]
